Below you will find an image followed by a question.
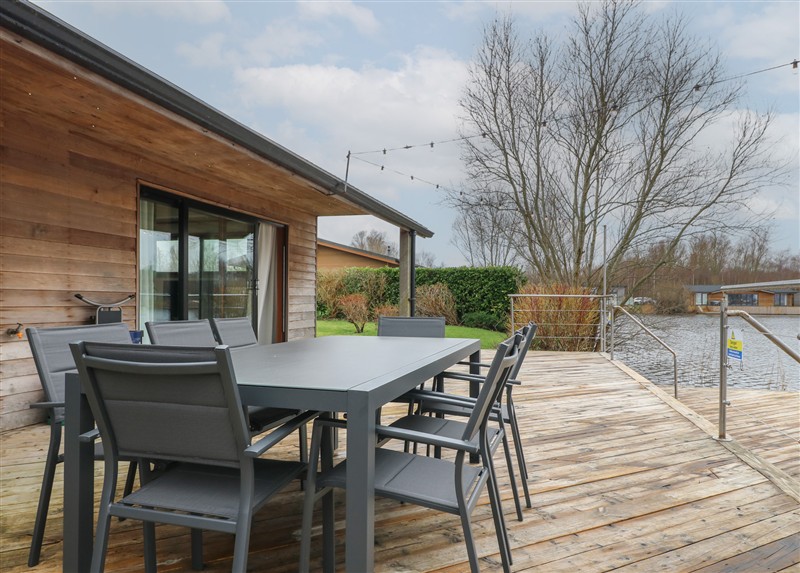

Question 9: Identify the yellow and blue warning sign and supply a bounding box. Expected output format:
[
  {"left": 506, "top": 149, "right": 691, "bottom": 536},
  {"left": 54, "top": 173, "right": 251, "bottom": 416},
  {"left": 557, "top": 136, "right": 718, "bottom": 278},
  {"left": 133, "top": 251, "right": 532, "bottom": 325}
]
[{"left": 727, "top": 328, "right": 743, "bottom": 362}]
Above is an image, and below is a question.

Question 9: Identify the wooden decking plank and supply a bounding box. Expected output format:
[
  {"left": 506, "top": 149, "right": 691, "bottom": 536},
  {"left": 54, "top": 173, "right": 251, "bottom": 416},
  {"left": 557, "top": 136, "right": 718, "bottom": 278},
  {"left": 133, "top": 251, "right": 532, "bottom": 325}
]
[
  {"left": 692, "top": 534, "right": 800, "bottom": 573},
  {"left": 1, "top": 351, "right": 797, "bottom": 572},
  {"left": 606, "top": 508, "right": 800, "bottom": 572},
  {"left": 507, "top": 488, "right": 796, "bottom": 572}
]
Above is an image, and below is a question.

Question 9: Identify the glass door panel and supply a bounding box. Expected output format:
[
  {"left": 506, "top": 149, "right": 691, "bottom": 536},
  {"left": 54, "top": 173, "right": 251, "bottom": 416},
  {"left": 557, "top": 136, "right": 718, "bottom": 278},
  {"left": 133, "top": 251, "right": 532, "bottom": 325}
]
[
  {"left": 139, "top": 198, "right": 180, "bottom": 328},
  {"left": 187, "top": 208, "right": 255, "bottom": 320}
]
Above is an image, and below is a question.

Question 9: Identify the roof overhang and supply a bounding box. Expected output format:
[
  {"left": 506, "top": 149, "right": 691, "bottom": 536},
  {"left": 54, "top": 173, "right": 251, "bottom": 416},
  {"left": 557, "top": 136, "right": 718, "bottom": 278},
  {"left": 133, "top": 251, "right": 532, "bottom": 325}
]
[{"left": 0, "top": 0, "right": 433, "bottom": 238}]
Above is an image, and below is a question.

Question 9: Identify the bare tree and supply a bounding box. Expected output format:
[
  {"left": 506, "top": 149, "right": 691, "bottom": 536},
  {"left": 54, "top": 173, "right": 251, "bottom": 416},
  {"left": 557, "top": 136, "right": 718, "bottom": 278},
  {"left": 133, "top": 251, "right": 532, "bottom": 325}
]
[
  {"left": 454, "top": 2, "right": 785, "bottom": 292},
  {"left": 351, "top": 230, "right": 397, "bottom": 257},
  {"left": 450, "top": 187, "right": 521, "bottom": 267}
]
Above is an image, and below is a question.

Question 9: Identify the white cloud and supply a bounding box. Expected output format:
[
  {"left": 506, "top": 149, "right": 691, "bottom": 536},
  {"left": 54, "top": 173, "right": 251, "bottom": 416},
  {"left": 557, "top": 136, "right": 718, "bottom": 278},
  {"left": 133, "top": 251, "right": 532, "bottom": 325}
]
[
  {"left": 245, "top": 20, "right": 324, "bottom": 65},
  {"left": 234, "top": 46, "right": 468, "bottom": 151},
  {"left": 703, "top": 2, "right": 799, "bottom": 62},
  {"left": 177, "top": 32, "right": 235, "bottom": 69},
  {"left": 297, "top": 1, "right": 380, "bottom": 36}
]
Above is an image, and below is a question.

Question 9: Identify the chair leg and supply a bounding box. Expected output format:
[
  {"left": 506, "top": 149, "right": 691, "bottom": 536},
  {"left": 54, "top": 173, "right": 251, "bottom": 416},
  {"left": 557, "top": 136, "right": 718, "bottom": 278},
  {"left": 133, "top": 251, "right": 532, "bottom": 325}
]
[
  {"left": 300, "top": 422, "right": 324, "bottom": 573},
  {"left": 484, "top": 438, "right": 512, "bottom": 567},
  {"left": 230, "top": 512, "right": 253, "bottom": 573},
  {"left": 458, "top": 511, "right": 481, "bottom": 573},
  {"left": 485, "top": 462, "right": 512, "bottom": 573},
  {"left": 123, "top": 461, "right": 137, "bottom": 496},
  {"left": 498, "top": 421, "right": 523, "bottom": 521},
  {"left": 190, "top": 528, "right": 204, "bottom": 570},
  {"left": 28, "top": 423, "right": 61, "bottom": 567},
  {"left": 506, "top": 401, "right": 532, "bottom": 508},
  {"left": 142, "top": 522, "right": 157, "bottom": 573}
]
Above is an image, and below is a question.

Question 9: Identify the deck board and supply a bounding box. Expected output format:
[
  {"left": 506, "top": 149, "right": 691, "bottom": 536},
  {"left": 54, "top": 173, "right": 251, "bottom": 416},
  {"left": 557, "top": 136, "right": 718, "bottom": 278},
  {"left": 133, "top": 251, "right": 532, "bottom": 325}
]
[{"left": 1, "top": 351, "right": 798, "bottom": 572}]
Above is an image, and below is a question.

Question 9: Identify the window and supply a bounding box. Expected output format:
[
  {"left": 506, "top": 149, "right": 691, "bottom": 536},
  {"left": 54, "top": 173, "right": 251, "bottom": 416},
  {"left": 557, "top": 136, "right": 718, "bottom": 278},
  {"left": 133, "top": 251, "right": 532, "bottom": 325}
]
[
  {"left": 694, "top": 292, "right": 708, "bottom": 305},
  {"left": 139, "top": 187, "right": 285, "bottom": 341},
  {"left": 728, "top": 293, "right": 758, "bottom": 306},
  {"left": 774, "top": 293, "right": 788, "bottom": 307}
]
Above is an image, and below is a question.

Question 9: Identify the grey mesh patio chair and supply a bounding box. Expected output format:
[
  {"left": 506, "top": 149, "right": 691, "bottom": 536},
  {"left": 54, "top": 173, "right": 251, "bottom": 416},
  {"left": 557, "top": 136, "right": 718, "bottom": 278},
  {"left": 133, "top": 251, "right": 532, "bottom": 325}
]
[
  {"left": 299, "top": 335, "right": 520, "bottom": 573},
  {"left": 376, "top": 315, "right": 446, "bottom": 338},
  {"left": 145, "top": 319, "right": 218, "bottom": 346},
  {"left": 25, "top": 322, "right": 138, "bottom": 567},
  {"left": 384, "top": 328, "right": 529, "bottom": 521},
  {"left": 375, "top": 315, "right": 447, "bottom": 436},
  {"left": 414, "top": 322, "right": 538, "bottom": 511},
  {"left": 209, "top": 317, "right": 258, "bottom": 349},
  {"left": 70, "top": 341, "right": 318, "bottom": 573},
  {"left": 147, "top": 318, "right": 304, "bottom": 444}
]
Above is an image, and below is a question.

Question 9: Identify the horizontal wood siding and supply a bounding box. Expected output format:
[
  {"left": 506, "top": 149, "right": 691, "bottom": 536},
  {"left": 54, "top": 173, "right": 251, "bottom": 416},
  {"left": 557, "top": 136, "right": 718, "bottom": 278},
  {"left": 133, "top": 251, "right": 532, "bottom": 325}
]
[
  {"left": 317, "top": 245, "right": 399, "bottom": 271},
  {"left": 0, "top": 31, "right": 323, "bottom": 430}
]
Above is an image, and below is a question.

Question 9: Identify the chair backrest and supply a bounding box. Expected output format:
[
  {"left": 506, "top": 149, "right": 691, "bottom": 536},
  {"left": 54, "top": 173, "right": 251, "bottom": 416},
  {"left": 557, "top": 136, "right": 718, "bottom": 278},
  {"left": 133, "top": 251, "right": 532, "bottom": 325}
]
[
  {"left": 377, "top": 316, "right": 446, "bottom": 338},
  {"left": 510, "top": 322, "right": 538, "bottom": 380},
  {"left": 461, "top": 333, "right": 521, "bottom": 442},
  {"left": 145, "top": 319, "right": 218, "bottom": 346},
  {"left": 210, "top": 317, "right": 258, "bottom": 349},
  {"left": 26, "top": 323, "right": 133, "bottom": 420},
  {"left": 71, "top": 342, "right": 250, "bottom": 468}
]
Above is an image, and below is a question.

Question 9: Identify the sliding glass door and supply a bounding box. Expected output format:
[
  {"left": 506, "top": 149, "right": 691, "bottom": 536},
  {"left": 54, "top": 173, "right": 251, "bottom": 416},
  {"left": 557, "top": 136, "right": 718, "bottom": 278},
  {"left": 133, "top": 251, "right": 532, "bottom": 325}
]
[{"left": 139, "top": 187, "right": 285, "bottom": 342}]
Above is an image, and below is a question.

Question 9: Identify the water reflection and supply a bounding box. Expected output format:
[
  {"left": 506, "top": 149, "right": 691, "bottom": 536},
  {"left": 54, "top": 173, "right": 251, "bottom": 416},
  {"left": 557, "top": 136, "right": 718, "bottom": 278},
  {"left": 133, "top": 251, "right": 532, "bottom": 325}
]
[{"left": 612, "top": 314, "right": 800, "bottom": 391}]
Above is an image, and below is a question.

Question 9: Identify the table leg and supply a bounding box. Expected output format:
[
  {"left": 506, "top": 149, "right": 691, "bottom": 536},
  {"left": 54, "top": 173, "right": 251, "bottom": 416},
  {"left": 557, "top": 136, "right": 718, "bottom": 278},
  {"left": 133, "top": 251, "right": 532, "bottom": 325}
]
[
  {"left": 64, "top": 372, "right": 94, "bottom": 573},
  {"left": 346, "top": 390, "right": 376, "bottom": 572}
]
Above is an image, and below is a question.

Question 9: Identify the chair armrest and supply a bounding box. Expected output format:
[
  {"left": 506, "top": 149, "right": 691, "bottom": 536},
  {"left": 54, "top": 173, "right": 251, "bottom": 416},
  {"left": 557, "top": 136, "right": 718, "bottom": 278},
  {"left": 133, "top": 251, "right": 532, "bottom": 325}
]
[
  {"left": 405, "top": 388, "right": 478, "bottom": 408},
  {"left": 245, "top": 410, "right": 320, "bottom": 458},
  {"left": 79, "top": 428, "right": 100, "bottom": 443},
  {"left": 30, "top": 401, "right": 65, "bottom": 410},
  {"left": 376, "top": 424, "right": 480, "bottom": 455},
  {"left": 456, "top": 361, "right": 492, "bottom": 369},
  {"left": 439, "top": 371, "right": 487, "bottom": 383}
]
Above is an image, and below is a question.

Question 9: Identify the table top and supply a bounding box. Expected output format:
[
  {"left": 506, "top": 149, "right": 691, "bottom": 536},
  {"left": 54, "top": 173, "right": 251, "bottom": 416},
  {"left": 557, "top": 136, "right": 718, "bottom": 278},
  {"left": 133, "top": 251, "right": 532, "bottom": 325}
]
[{"left": 231, "top": 336, "right": 480, "bottom": 411}]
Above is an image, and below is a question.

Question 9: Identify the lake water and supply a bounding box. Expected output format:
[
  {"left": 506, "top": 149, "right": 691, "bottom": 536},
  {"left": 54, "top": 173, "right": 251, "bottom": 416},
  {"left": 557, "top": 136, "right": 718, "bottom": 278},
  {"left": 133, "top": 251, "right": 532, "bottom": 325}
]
[{"left": 611, "top": 314, "right": 800, "bottom": 391}]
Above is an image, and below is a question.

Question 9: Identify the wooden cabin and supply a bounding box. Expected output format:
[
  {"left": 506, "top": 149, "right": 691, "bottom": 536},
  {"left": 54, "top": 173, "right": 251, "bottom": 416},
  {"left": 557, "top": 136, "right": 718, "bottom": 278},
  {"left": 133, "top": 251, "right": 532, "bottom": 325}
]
[
  {"left": 317, "top": 239, "right": 399, "bottom": 271},
  {"left": 0, "top": 0, "right": 431, "bottom": 431},
  {"left": 686, "top": 284, "right": 800, "bottom": 315}
]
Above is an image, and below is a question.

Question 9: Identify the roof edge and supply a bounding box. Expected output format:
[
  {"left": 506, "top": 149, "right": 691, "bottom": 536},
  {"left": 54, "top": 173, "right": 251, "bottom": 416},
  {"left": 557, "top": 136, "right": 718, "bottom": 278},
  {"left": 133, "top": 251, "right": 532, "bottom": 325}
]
[{"left": 1, "top": 0, "right": 433, "bottom": 238}]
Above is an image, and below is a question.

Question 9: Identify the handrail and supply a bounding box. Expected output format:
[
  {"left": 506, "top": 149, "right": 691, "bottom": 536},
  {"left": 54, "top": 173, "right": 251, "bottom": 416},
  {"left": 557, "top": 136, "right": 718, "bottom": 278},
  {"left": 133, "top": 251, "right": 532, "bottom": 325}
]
[
  {"left": 610, "top": 305, "right": 678, "bottom": 398},
  {"left": 728, "top": 310, "right": 800, "bottom": 364},
  {"left": 718, "top": 293, "right": 800, "bottom": 440}
]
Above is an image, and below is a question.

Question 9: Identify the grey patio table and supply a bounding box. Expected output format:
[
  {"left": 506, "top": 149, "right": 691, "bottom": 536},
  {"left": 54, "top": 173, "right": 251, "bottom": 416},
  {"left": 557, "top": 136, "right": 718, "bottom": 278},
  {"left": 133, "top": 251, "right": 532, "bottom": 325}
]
[{"left": 64, "top": 335, "right": 480, "bottom": 572}]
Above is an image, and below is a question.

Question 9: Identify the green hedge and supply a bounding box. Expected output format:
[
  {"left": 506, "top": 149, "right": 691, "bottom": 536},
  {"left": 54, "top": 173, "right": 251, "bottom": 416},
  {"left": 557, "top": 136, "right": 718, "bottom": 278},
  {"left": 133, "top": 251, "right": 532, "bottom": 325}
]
[{"left": 317, "top": 266, "right": 525, "bottom": 321}]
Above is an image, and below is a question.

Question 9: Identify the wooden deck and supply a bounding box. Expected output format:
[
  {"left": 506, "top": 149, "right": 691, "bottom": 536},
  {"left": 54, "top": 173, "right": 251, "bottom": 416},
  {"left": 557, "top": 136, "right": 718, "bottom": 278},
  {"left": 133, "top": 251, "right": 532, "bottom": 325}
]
[{"left": 1, "top": 352, "right": 798, "bottom": 572}]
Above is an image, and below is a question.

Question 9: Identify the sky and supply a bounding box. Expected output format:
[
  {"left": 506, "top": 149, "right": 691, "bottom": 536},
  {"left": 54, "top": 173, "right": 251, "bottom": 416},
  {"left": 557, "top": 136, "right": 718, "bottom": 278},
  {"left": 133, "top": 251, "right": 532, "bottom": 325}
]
[{"left": 32, "top": 0, "right": 800, "bottom": 266}]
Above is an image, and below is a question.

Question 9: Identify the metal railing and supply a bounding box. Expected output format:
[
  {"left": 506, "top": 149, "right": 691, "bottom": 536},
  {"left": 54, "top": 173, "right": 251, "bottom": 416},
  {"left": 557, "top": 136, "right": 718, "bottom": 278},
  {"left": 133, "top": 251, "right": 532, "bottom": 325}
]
[
  {"left": 509, "top": 293, "right": 614, "bottom": 352},
  {"left": 610, "top": 305, "right": 679, "bottom": 398},
  {"left": 717, "top": 279, "right": 800, "bottom": 440}
]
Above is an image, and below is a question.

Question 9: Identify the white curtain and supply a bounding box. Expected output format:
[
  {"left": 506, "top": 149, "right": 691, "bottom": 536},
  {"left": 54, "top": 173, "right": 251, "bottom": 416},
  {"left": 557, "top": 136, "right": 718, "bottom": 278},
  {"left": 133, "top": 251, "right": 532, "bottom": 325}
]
[{"left": 257, "top": 223, "right": 277, "bottom": 344}]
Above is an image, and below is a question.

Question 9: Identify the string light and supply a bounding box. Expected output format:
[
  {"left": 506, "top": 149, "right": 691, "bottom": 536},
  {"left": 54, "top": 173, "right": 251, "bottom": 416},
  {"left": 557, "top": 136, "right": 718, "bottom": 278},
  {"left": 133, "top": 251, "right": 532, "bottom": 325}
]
[
  {"left": 351, "top": 155, "right": 455, "bottom": 193},
  {"left": 345, "top": 59, "right": 796, "bottom": 191}
]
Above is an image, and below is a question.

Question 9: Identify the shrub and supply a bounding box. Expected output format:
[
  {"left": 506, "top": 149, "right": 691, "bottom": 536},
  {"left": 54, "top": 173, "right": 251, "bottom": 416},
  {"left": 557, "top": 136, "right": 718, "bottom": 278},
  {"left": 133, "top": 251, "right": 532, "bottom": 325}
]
[
  {"left": 416, "top": 283, "right": 458, "bottom": 325},
  {"left": 338, "top": 293, "right": 370, "bottom": 333},
  {"left": 317, "top": 269, "right": 347, "bottom": 318},
  {"left": 513, "top": 283, "right": 600, "bottom": 351},
  {"left": 373, "top": 304, "right": 399, "bottom": 319},
  {"left": 462, "top": 311, "right": 505, "bottom": 332}
]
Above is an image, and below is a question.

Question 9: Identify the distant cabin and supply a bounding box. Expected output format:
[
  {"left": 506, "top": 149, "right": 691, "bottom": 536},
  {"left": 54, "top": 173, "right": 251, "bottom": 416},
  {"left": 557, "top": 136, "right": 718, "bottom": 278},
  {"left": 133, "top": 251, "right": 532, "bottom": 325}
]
[
  {"left": 686, "top": 285, "right": 800, "bottom": 315},
  {"left": 317, "top": 239, "right": 400, "bottom": 271}
]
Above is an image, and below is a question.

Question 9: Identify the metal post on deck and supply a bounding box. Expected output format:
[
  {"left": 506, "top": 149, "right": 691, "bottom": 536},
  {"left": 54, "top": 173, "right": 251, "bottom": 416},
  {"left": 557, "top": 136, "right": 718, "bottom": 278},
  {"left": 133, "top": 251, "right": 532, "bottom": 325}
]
[{"left": 718, "top": 294, "right": 730, "bottom": 441}]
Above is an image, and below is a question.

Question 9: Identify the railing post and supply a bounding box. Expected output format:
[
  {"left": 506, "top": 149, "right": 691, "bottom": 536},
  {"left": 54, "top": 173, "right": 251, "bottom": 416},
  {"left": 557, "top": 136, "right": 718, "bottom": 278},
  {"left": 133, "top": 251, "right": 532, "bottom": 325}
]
[
  {"left": 718, "top": 294, "right": 729, "bottom": 440},
  {"left": 600, "top": 296, "right": 606, "bottom": 353},
  {"left": 509, "top": 295, "right": 515, "bottom": 334},
  {"left": 609, "top": 304, "right": 615, "bottom": 360}
]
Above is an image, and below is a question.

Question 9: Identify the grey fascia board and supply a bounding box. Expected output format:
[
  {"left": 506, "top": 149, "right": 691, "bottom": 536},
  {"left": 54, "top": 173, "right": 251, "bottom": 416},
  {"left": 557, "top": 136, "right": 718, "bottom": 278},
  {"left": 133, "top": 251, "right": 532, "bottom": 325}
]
[{"left": 2, "top": 0, "right": 433, "bottom": 238}]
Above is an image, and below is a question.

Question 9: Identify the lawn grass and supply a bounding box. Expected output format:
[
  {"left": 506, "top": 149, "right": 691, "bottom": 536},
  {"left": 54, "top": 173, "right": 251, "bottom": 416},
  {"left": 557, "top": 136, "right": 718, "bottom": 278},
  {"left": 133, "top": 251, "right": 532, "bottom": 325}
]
[{"left": 316, "top": 319, "right": 506, "bottom": 349}]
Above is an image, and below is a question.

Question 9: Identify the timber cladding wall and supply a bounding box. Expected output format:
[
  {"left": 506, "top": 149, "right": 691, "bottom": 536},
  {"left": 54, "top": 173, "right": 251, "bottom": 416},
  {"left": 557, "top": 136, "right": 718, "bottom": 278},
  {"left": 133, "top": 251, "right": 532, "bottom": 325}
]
[{"left": 0, "top": 31, "right": 325, "bottom": 430}]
